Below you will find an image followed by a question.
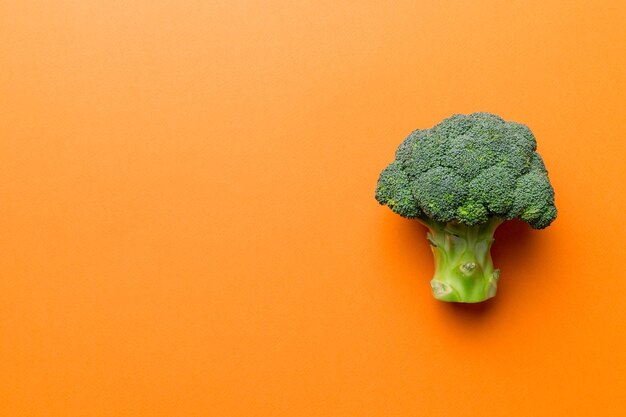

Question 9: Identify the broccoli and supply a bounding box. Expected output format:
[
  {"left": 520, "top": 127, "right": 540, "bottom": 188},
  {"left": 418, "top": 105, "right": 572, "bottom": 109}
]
[{"left": 375, "top": 113, "right": 557, "bottom": 303}]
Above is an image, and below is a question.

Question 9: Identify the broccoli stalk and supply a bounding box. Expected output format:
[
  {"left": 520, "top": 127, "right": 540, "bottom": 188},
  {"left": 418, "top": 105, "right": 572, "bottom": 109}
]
[
  {"left": 423, "top": 218, "right": 502, "bottom": 302},
  {"left": 376, "top": 113, "right": 557, "bottom": 303}
]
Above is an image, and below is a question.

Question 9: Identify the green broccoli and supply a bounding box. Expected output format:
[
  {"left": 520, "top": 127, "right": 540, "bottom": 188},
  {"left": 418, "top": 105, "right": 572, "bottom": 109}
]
[{"left": 376, "top": 113, "right": 557, "bottom": 303}]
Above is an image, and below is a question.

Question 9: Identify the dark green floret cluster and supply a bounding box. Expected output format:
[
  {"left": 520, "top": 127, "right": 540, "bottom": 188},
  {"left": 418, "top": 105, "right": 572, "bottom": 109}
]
[
  {"left": 375, "top": 113, "right": 557, "bottom": 303},
  {"left": 376, "top": 113, "right": 557, "bottom": 229}
]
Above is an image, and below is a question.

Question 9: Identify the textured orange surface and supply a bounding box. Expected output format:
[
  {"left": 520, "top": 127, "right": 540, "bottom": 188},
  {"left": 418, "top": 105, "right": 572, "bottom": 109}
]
[{"left": 1, "top": 1, "right": 625, "bottom": 416}]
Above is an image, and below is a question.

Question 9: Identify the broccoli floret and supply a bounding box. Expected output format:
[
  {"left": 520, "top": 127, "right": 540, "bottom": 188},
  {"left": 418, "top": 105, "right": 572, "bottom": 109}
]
[
  {"left": 375, "top": 113, "right": 557, "bottom": 302},
  {"left": 375, "top": 161, "right": 422, "bottom": 219}
]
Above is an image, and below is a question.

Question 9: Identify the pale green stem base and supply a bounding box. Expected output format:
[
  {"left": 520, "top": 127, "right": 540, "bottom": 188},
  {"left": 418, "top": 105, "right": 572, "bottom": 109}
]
[{"left": 420, "top": 218, "right": 503, "bottom": 303}]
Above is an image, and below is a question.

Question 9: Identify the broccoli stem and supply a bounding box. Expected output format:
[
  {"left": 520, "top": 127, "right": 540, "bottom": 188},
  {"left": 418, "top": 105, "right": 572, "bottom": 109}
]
[{"left": 420, "top": 218, "right": 503, "bottom": 303}]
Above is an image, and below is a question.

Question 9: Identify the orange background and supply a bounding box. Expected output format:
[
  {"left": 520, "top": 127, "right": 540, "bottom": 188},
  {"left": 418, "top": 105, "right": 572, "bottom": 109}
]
[{"left": 1, "top": 1, "right": 625, "bottom": 416}]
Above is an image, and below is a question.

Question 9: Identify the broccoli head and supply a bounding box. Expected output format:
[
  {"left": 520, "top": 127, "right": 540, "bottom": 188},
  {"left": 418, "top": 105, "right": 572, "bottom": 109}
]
[{"left": 376, "top": 113, "right": 557, "bottom": 302}]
